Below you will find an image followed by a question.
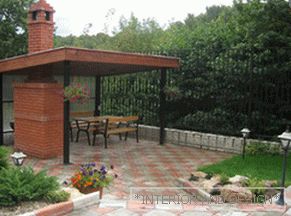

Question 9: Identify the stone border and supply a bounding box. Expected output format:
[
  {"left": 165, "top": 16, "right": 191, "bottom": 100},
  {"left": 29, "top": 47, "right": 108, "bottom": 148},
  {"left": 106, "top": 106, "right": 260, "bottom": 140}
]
[
  {"left": 136, "top": 125, "right": 280, "bottom": 154},
  {"left": 19, "top": 191, "right": 101, "bottom": 216},
  {"left": 176, "top": 178, "right": 288, "bottom": 213}
]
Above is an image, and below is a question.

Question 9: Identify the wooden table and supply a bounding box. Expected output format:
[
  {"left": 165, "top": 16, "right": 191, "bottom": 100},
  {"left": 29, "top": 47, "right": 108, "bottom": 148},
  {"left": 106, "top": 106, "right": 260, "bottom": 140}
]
[{"left": 73, "top": 116, "right": 122, "bottom": 145}]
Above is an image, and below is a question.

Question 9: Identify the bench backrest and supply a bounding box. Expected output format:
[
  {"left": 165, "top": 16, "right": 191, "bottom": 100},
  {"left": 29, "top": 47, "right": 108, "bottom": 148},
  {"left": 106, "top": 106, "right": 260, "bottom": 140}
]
[
  {"left": 104, "top": 116, "right": 139, "bottom": 134},
  {"left": 107, "top": 116, "right": 139, "bottom": 124}
]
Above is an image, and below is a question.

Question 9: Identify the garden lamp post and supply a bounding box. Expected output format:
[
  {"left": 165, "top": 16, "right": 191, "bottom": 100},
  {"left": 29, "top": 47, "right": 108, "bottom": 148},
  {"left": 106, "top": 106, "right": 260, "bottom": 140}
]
[
  {"left": 276, "top": 131, "right": 291, "bottom": 205},
  {"left": 11, "top": 152, "right": 27, "bottom": 166},
  {"left": 241, "top": 128, "right": 250, "bottom": 159}
]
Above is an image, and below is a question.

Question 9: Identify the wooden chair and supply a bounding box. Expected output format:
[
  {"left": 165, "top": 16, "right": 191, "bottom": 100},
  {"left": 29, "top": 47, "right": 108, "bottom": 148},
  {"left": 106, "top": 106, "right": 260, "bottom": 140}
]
[{"left": 70, "top": 111, "right": 94, "bottom": 143}]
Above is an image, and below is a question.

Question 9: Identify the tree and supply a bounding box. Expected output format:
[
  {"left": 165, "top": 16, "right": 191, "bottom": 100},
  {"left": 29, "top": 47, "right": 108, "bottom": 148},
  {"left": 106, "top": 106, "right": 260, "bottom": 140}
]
[{"left": 0, "top": 0, "right": 34, "bottom": 59}]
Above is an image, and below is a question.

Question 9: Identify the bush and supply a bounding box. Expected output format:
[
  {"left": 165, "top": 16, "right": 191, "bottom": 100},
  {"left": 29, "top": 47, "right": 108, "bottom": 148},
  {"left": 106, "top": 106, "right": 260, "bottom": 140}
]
[
  {"left": 45, "top": 190, "right": 70, "bottom": 204},
  {"left": 0, "top": 167, "right": 59, "bottom": 206},
  {"left": 245, "top": 178, "right": 266, "bottom": 196},
  {"left": 219, "top": 173, "right": 230, "bottom": 185},
  {"left": 0, "top": 147, "right": 9, "bottom": 169},
  {"left": 246, "top": 141, "right": 280, "bottom": 155}
]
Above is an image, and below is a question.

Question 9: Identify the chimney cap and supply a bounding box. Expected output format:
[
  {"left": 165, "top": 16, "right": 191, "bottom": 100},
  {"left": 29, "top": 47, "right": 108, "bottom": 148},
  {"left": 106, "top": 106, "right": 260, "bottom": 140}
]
[{"left": 29, "top": 0, "right": 55, "bottom": 13}]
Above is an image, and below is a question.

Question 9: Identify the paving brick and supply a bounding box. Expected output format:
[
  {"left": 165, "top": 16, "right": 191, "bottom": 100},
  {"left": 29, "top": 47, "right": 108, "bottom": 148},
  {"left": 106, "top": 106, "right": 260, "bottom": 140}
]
[
  {"left": 143, "top": 210, "right": 176, "bottom": 216},
  {"left": 105, "top": 208, "right": 139, "bottom": 216},
  {"left": 180, "top": 211, "right": 213, "bottom": 216}
]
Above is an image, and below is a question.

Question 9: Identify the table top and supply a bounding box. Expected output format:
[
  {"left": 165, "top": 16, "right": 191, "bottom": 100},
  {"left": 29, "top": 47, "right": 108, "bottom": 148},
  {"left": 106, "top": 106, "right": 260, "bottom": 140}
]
[{"left": 74, "top": 115, "right": 122, "bottom": 123}]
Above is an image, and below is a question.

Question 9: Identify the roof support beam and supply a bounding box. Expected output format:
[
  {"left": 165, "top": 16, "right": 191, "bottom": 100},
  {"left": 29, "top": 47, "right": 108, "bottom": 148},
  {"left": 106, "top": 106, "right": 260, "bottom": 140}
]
[
  {"left": 63, "top": 61, "right": 71, "bottom": 164},
  {"left": 159, "top": 68, "right": 167, "bottom": 145},
  {"left": 94, "top": 76, "right": 101, "bottom": 116}
]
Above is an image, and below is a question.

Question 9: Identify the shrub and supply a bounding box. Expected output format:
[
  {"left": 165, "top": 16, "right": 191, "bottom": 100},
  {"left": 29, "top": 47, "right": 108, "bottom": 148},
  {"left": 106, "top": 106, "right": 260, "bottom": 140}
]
[
  {"left": 245, "top": 178, "right": 266, "bottom": 196},
  {"left": 246, "top": 141, "right": 280, "bottom": 155},
  {"left": 219, "top": 173, "right": 230, "bottom": 185},
  {"left": 45, "top": 190, "right": 70, "bottom": 204},
  {"left": 0, "top": 167, "right": 59, "bottom": 206},
  {"left": 0, "top": 147, "right": 9, "bottom": 169}
]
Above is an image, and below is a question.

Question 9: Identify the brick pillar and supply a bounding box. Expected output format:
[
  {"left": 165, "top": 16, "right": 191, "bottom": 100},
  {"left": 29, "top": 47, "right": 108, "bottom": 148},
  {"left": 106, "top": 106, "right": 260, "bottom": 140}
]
[{"left": 14, "top": 83, "right": 63, "bottom": 159}]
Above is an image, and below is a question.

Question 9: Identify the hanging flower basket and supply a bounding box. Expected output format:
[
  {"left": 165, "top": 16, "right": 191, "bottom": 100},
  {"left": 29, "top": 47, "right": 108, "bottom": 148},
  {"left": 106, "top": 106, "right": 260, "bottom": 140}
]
[
  {"left": 63, "top": 83, "right": 90, "bottom": 104},
  {"left": 164, "top": 86, "right": 182, "bottom": 100}
]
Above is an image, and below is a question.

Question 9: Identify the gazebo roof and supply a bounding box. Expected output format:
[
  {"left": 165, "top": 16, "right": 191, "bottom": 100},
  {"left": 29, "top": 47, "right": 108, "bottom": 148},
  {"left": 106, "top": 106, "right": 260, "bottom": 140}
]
[{"left": 0, "top": 47, "right": 180, "bottom": 76}]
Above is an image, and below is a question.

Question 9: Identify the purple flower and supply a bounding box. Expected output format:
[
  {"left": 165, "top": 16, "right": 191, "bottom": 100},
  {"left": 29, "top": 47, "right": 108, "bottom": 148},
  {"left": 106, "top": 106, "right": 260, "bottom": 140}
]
[
  {"left": 101, "top": 169, "right": 107, "bottom": 175},
  {"left": 100, "top": 165, "right": 106, "bottom": 171},
  {"left": 91, "top": 162, "right": 96, "bottom": 167},
  {"left": 89, "top": 170, "right": 93, "bottom": 176},
  {"left": 81, "top": 169, "right": 87, "bottom": 176}
]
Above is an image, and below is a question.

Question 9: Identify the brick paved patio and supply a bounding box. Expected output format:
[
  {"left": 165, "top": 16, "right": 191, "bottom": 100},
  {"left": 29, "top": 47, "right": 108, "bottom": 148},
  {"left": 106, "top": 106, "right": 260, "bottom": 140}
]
[
  {"left": 24, "top": 136, "right": 287, "bottom": 215},
  {"left": 26, "top": 135, "right": 232, "bottom": 198}
]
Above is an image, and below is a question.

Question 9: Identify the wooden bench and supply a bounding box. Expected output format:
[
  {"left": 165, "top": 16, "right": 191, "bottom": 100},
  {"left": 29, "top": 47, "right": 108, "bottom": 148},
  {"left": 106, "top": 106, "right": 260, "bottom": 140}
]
[
  {"left": 92, "top": 116, "right": 139, "bottom": 148},
  {"left": 70, "top": 111, "right": 95, "bottom": 143}
]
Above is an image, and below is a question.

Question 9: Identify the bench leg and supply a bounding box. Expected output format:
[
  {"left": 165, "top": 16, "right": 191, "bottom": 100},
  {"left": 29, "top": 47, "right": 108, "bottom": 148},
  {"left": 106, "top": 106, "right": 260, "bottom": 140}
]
[
  {"left": 125, "top": 132, "right": 128, "bottom": 141},
  {"left": 92, "top": 133, "right": 96, "bottom": 146},
  {"left": 119, "top": 133, "right": 122, "bottom": 141},
  {"left": 76, "top": 130, "right": 80, "bottom": 142},
  {"left": 104, "top": 135, "right": 108, "bottom": 149},
  {"left": 86, "top": 131, "right": 91, "bottom": 146},
  {"left": 136, "top": 130, "right": 139, "bottom": 143}
]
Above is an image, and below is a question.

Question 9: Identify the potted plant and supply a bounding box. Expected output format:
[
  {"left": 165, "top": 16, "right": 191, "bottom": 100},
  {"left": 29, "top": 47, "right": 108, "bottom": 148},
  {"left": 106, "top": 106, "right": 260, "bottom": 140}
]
[
  {"left": 67, "top": 163, "right": 116, "bottom": 199},
  {"left": 63, "top": 83, "right": 90, "bottom": 104}
]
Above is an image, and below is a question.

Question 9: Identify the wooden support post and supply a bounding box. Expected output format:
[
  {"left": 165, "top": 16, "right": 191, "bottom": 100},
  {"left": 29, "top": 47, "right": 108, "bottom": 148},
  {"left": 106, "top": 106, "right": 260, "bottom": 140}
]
[
  {"left": 159, "top": 68, "right": 167, "bottom": 145},
  {"left": 0, "top": 74, "right": 3, "bottom": 146},
  {"left": 63, "top": 61, "right": 71, "bottom": 164},
  {"left": 95, "top": 76, "right": 101, "bottom": 116}
]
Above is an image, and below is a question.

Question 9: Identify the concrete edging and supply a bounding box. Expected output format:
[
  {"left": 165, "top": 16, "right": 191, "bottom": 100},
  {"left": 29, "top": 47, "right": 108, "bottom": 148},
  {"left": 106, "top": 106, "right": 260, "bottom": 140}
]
[{"left": 19, "top": 191, "right": 101, "bottom": 216}]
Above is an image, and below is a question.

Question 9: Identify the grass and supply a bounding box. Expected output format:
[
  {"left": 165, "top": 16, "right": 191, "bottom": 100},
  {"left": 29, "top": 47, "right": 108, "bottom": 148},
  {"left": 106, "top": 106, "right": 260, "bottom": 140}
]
[{"left": 198, "top": 154, "right": 291, "bottom": 184}]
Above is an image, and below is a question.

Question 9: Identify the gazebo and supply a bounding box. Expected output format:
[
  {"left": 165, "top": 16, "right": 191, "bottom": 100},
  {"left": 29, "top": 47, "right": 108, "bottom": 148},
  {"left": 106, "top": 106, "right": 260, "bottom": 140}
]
[{"left": 0, "top": 0, "right": 179, "bottom": 164}]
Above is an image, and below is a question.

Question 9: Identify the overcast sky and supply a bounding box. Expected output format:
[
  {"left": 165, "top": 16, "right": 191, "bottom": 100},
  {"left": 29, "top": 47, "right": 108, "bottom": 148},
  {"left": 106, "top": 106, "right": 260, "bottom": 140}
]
[{"left": 46, "top": 0, "right": 234, "bottom": 36}]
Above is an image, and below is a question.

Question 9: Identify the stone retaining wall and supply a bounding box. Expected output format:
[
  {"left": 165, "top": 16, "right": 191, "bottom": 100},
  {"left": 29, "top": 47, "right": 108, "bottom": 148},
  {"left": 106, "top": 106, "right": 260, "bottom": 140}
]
[{"left": 136, "top": 125, "right": 280, "bottom": 154}]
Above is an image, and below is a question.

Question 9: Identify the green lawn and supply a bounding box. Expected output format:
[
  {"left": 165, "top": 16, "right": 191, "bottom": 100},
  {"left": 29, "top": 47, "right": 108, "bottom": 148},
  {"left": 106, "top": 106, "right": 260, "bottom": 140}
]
[{"left": 198, "top": 154, "right": 291, "bottom": 183}]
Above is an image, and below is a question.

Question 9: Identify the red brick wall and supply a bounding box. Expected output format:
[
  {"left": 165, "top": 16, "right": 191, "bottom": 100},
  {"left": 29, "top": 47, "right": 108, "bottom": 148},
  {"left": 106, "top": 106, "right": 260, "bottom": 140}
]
[{"left": 14, "top": 83, "right": 63, "bottom": 159}]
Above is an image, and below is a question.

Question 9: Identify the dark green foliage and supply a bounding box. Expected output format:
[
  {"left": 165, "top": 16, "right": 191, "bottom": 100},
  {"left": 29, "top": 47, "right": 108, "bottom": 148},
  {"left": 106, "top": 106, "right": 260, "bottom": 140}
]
[
  {"left": 246, "top": 141, "right": 281, "bottom": 155},
  {"left": 44, "top": 190, "right": 70, "bottom": 204},
  {"left": 0, "top": 147, "right": 9, "bottom": 169},
  {"left": 0, "top": 167, "right": 59, "bottom": 206},
  {"left": 0, "top": 0, "right": 34, "bottom": 59},
  {"left": 198, "top": 154, "right": 290, "bottom": 182}
]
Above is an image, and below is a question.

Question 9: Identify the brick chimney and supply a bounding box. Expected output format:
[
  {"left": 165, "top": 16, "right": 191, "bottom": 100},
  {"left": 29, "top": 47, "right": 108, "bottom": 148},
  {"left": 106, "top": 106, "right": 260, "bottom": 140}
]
[
  {"left": 28, "top": 0, "right": 55, "bottom": 53},
  {"left": 13, "top": 0, "right": 63, "bottom": 159}
]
